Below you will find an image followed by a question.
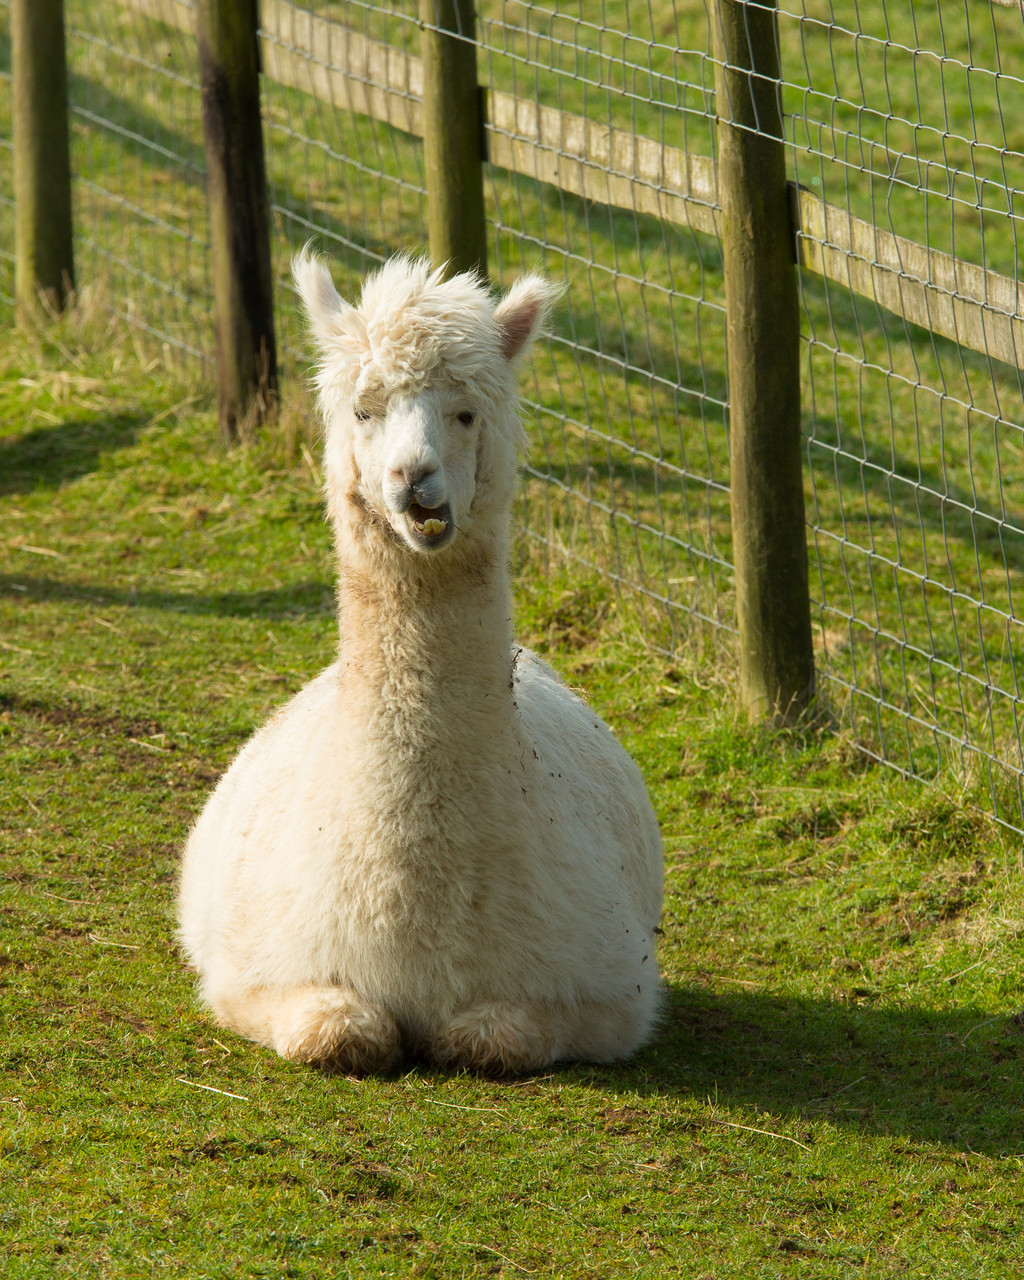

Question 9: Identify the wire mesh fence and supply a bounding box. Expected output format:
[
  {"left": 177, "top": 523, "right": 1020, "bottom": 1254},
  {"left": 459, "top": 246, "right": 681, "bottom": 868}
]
[
  {"left": 779, "top": 0, "right": 1024, "bottom": 827},
  {"left": 2, "top": 0, "right": 1023, "bottom": 831},
  {"left": 477, "top": 3, "right": 733, "bottom": 643},
  {"left": 0, "top": 0, "right": 210, "bottom": 349}
]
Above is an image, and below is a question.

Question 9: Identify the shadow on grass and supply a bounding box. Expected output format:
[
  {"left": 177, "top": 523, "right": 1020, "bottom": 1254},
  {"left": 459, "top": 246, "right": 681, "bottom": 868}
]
[
  {"left": 807, "top": 418, "right": 1024, "bottom": 578},
  {"left": 599, "top": 982, "right": 1024, "bottom": 1157},
  {"left": 0, "top": 414, "right": 153, "bottom": 497},
  {"left": 0, "top": 573, "right": 334, "bottom": 620},
  {"left": 68, "top": 69, "right": 206, "bottom": 186}
]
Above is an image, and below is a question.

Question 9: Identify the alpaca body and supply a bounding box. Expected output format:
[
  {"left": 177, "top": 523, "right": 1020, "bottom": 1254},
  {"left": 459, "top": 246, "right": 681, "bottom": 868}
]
[
  {"left": 178, "top": 255, "right": 663, "bottom": 1073},
  {"left": 180, "top": 649, "right": 661, "bottom": 1066}
]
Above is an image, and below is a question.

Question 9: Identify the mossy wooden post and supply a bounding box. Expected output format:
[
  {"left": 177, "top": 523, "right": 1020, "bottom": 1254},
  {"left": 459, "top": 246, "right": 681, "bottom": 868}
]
[
  {"left": 712, "top": 0, "right": 814, "bottom": 723},
  {"left": 13, "top": 0, "right": 75, "bottom": 319},
  {"left": 196, "top": 0, "right": 277, "bottom": 443},
  {"left": 419, "top": 0, "right": 487, "bottom": 279}
]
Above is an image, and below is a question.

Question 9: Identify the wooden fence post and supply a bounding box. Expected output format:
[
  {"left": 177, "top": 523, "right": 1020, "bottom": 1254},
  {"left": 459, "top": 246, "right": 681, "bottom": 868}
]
[
  {"left": 419, "top": 0, "right": 488, "bottom": 279},
  {"left": 712, "top": 0, "right": 815, "bottom": 723},
  {"left": 196, "top": 0, "right": 277, "bottom": 444},
  {"left": 13, "top": 0, "right": 75, "bottom": 319}
]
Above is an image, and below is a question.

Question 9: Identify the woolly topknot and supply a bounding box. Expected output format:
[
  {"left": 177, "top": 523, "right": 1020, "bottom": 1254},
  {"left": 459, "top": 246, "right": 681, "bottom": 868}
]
[
  {"left": 293, "top": 250, "right": 557, "bottom": 413},
  {"left": 354, "top": 256, "right": 503, "bottom": 391}
]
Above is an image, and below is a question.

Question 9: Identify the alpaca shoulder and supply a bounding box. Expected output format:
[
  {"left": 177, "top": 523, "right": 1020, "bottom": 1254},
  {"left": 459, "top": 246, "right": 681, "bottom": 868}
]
[
  {"left": 511, "top": 645, "right": 638, "bottom": 782},
  {"left": 221, "top": 661, "right": 344, "bottom": 786},
  {"left": 182, "top": 662, "right": 345, "bottom": 859}
]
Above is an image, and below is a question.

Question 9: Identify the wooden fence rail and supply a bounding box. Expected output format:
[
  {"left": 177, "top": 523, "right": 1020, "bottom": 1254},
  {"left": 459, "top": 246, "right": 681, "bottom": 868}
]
[{"left": 124, "top": 0, "right": 1024, "bottom": 372}]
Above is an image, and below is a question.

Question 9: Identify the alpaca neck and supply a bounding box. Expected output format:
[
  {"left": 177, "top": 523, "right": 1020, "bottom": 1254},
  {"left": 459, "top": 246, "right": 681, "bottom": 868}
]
[{"left": 334, "top": 529, "right": 516, "bottom": 733}]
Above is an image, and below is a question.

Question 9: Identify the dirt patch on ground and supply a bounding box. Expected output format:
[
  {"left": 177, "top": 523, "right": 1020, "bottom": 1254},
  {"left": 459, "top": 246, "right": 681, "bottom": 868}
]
[{"left": 1, "top": 690, "right": 163, "bottom": 742}]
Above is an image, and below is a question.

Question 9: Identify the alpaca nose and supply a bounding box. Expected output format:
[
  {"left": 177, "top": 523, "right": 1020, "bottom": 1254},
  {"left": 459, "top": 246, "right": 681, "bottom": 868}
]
[{"left": 388, "top": 460, "right": 443, "bottom": 512}]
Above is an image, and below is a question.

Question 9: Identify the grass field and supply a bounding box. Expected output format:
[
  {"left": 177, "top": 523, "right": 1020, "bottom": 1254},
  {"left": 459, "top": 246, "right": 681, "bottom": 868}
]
[
  {"left": 2, "top": 5, "right": 1024, "bottom": 1269},
  {"left": 2, "top": 302, "right": 1024, "bottom": 1278}
]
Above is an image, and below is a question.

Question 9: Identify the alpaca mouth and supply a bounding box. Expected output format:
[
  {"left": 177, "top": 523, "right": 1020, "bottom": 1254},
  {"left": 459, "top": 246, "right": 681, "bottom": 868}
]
[{"left": 406, "top": 500, "right": 454, "bottom": 549}]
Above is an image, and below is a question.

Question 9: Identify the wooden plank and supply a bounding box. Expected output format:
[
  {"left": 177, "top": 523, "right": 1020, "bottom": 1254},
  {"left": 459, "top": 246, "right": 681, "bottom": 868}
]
[
  {"left": 260, "top": 1, "right": 423, "bottom": 136},
  {"left": 122, "top": 0, "right": 1024, "bottom": 371},
  {"left": 793, "top": 188, "right": 1024, "bottom": 369},
  {"left": 487, "top": 92, "right": 719, "bottom": 239}
]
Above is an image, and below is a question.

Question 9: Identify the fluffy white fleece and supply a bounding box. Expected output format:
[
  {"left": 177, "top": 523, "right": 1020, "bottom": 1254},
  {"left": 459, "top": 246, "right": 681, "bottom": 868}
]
[{"left": 177, "top": 254, "right": 664, "bottom": 1075}]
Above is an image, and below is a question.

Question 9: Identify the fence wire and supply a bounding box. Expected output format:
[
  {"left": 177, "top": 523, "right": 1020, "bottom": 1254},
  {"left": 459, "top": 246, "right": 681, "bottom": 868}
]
[
  {"left": 777, "top": 0, "right": 1024, "bottom": 827},
  {"left": 2, "top": 0, "right": 1023, "bottom": 832},
  {"left": 476, "top": 2, "right": 731, "bottom": 643}
]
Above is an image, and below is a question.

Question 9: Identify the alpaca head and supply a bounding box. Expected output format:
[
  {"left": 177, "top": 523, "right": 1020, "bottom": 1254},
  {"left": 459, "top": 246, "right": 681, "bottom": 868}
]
[{"left": 293, "top": 252, "right": 557, "bottom": 565}]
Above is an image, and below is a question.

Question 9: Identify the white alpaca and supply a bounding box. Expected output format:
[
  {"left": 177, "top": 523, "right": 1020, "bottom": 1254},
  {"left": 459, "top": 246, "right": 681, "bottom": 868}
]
[{"left": 178, "top": 254, "right": 663, "bottom": 1075}]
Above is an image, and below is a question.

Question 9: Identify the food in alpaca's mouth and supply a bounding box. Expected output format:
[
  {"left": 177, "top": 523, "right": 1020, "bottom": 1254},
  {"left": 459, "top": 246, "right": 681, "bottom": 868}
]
[{"left": 407, "top": 501, "right": 451, "bottom": 540}]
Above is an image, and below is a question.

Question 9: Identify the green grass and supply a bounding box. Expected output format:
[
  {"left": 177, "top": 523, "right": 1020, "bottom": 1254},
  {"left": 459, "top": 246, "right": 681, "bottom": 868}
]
[
  {"left": 3, "top": 301, "right": 1024, "bottom": 1278},
  {"left": 2, "top": 7, "right": 1023, "bottom": 1264}
]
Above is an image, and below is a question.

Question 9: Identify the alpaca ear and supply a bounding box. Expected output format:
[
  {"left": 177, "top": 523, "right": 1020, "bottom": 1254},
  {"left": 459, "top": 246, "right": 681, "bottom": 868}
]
[
  {"left": 494, "top": 276, "right": 559, "bottom": 361},
  {"left": 292, "top": 248, "right": 363, "bottom": 355}
]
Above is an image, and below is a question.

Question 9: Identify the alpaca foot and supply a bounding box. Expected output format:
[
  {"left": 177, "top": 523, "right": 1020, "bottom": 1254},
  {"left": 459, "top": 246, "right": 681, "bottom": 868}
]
[
  {"left": 209, "top": 984, "right": 403, "bottom": 1074},
  {"left": 272, "top": 987, "right": 403, "bottom": 1074},
  {"left": 428, "top": 1003, "right": 558, "bottom": 1077}
]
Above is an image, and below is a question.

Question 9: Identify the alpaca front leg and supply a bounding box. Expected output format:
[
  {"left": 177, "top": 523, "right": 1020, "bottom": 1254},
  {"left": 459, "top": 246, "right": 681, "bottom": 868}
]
[
  {"left": 208, "top": 984, "right": 403, "bottom": 1074},
  {"left": 427, "top": 1002, "right": 562, "bottom": 1077}
]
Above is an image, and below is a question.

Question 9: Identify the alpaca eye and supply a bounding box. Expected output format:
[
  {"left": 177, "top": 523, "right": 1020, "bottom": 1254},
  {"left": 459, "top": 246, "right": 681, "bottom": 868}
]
[
  {"left": 457, "top": 410, "right": 476, "bottom": 426},
  {"left": 354, "top": 408, "right": 371, "bottom": 423}
]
